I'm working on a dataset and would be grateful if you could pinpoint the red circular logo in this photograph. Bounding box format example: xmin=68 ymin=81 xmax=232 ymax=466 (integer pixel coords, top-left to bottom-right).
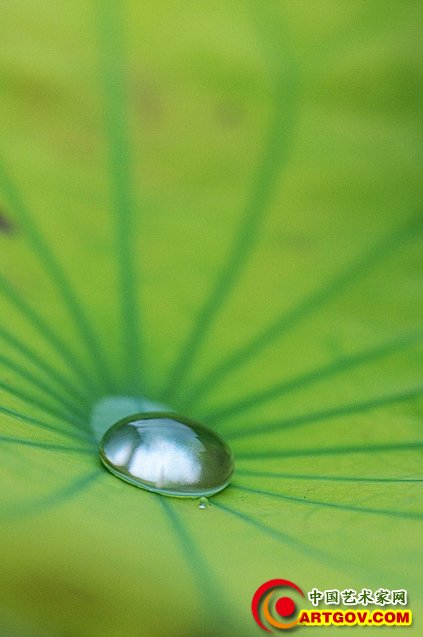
xmin=252 ymin=579 xmax=304 ymax=631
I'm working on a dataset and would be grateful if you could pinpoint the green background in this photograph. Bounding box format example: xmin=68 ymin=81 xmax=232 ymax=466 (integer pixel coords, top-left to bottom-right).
xmin=0 ymin=1 xmax=422 ymax=635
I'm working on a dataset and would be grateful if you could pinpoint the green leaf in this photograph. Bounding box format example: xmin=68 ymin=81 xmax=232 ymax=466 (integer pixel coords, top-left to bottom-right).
xmin=0 ymin=1 xmax=422 ymax=635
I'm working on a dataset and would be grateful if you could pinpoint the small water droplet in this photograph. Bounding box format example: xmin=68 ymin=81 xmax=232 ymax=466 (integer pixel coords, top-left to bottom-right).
xmin=99 ymin=412 xmax=234 ymax=497
xmin=198 ymin=496 xmax=210 ymax=509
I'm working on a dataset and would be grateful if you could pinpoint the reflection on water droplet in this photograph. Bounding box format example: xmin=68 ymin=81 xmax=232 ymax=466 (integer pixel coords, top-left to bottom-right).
xmin=198 ymin=496 xmax=210 ymax=509
xmin=99 ymin=412 xmax=234 ymax=497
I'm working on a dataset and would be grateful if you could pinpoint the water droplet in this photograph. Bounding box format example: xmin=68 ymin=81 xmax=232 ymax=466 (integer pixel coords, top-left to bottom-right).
xmin=99 ymin=412 xmax=234 ymax=497
xmin=198 ymin=496 xmax=210 ymax=509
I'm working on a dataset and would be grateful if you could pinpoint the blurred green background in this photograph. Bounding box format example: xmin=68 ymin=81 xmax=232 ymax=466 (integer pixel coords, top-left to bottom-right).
xmin=0 ymin=1 xmax=422 ymax=635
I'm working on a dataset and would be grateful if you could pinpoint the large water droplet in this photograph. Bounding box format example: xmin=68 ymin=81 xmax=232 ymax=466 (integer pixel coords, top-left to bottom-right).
xmin=99 ymin=412 xmax=234 ymax=497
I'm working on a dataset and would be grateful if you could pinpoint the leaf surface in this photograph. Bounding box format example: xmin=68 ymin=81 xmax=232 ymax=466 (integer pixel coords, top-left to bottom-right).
xmin=0 ymin=2 xmax=422 ymax=635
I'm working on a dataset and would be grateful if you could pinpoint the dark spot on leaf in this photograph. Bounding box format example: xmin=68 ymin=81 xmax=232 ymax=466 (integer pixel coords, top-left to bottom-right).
xmin=215 ymin=99 xmax=244 ymax=128
xmin=135 ymin=76 xmax=163 ymax=123
xmin=23 ymin=573 xmax=97 ymax=606
xmin=0 ymin=208 xmax=16 ymax=235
